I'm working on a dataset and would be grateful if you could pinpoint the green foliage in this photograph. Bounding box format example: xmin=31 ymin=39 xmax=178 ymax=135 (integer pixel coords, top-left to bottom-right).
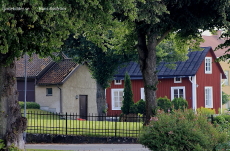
xmin=196 ymin=107 xmax=216 ymax=117
xmin=136 ymin=99 xmax=146 ymax=115
xmin=129 ymin=103 xmax=138 ymax=114
xmin=213 ymin=114 xmax=230 ymax=131
xmin=139 ymin=109 xmax=228 ymax=151
xmin=129 ymin=99 xmax=146 ymax=115
xmin=62 ymin=35 xmax=137 ymax=88
xmin=171 ymin=97 xmax=188 ymax=110
xmin=220 ymin=114 xmax=230 ymax=122
xmin=157 ymin=97 xmax=171 ymax=112
xmin=19 ymin=101 xmax=40 ymax=109
xmin=215 ymin=142 xmax=230 ymax=151
xmin=222 ymin=91 xmax=230 ymax=105
xmin=0 ymin=139 xmax=5 ymax=150
xmin=121 ymin=73 xmax=134 ymax=115
xmin=1 ymin=0 xmax=133 ymax=65
xmin=0 ymin=140 xmax=23 ymax=151
xmin=213 ymin=114 xmax=230 ymax=149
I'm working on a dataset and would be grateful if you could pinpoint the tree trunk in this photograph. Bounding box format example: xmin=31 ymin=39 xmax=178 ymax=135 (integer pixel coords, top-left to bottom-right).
xmin=137 ymin=31 xmax=158 ymax=126
xmin=96 ymin=82 xmax=106 ymax=120
xmin=0 ymin=61 xmax=27 ymax=150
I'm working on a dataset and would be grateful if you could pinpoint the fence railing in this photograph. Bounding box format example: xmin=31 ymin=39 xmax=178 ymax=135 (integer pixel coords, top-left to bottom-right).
xmin=21 ymin=111 xmax=145 ymax=138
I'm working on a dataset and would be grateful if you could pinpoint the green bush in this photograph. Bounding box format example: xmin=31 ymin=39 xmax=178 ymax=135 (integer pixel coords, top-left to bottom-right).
xmin=129 ymin=103 xmax=138 ymax=114
xmin=213 ymin=114 xmax=230 ymax=134
xmin=139 ymin=109 xmax=228 ymax=151
xmin=157 ymin=96 xmax=171 ymax=112
xmin=171 ymin=97 xmax=188 ymax=110
xmin=197 ymin=107 xmax=215 ymax=117
xmin=220 ymin=114 xmax=230 ymax=122
xmin=19 ymin=101 xmax=40 ymax=109
xmin=136 ymin=99 xmax=146 ymax=115
xmin=129 ymin=99 xmax=146 ymax=115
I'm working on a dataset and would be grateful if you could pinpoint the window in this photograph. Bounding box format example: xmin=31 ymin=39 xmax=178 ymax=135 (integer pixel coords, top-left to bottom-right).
xmin=171 ymin=87 xmax=185 ymax=100
xmin=46 ymin=88 xmax=52 ymax=96
xmin=140 ymin=88 xmax=145 ymax=100
xmin=224 ymin=71 xmax=229 ymax=85
xmin=174 ymin=77 xmax=182 ymax=83
xmin=114 ymin=80 xmax=122 ymax=85
xmin=111 ymin=89 xmax=123 ymax=110
xmin=205 ymin=87 xmax=213 ymax=108
xmin=205 ymin=57 xmax=212 ymax=74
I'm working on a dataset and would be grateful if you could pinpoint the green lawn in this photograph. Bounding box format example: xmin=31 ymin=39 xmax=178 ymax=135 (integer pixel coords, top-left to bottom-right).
xmin=22 ymin=109 xmax=143 ymax=137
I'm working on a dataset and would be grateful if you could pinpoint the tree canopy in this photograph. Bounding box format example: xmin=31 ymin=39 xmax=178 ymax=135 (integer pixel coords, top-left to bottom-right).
xmin=62 ymin=34 xmax=137 ymax=89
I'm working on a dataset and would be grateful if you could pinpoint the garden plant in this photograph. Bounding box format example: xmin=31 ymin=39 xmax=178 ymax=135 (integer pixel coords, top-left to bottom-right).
xmin=139 ymin=109 xmax=229 ymax=151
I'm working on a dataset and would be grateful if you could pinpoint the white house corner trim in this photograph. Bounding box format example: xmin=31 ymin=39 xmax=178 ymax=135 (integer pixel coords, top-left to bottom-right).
xmin=189 ymin=75 xmax=197 ymax=111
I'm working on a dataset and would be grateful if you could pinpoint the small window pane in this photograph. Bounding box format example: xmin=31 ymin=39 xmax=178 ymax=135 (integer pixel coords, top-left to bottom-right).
xmin=46 ymin=88 xmax=52 ymax=96
xmin=205 ymin=57 xmax=212 ymax=73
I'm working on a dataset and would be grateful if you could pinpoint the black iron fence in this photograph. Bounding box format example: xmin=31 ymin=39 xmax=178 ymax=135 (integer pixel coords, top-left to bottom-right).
xmin=21 ymin=111 xmax=145 ymax=138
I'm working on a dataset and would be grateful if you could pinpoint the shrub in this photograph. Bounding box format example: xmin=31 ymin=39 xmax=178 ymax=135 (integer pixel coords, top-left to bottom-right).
xmin=19 ymin=101 xmax=40 ymax=109
xmin=121 ymin=73 xmax=134 ymax=115
xmin=196 ymin=107 xmax=215 ymax=117
xmin=220 ymin=114 xmax=230 ymax=122
xmin=213 ymin=114 xmax=230 ymax=134
xmin=129 ymin=103 xmax=138 ymax=114
xmin=139 ymin=109 xmax=228 ymax=151
xmin=171 ymin=97 xmax=188 ymax=110
xmin=222 ymin=91 xmax=230 ymax=105
xmin=136 ymin=99 xmax=146 ymax=115
xmin=157 ymin=97 xmax=171 ymax=112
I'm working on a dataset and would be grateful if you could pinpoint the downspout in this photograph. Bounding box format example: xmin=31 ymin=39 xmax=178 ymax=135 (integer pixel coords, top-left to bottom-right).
xmin=221 ymin=73 xmax=225 ymax=114
xmin=57 ymin=85 xmax=63 ymax=113
xmin=189 ymin=76 xmax=197 ymax=111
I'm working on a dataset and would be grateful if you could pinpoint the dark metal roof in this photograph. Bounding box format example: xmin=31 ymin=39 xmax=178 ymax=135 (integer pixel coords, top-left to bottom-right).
xmin=114 ymin=47 xmax=225 ymax=80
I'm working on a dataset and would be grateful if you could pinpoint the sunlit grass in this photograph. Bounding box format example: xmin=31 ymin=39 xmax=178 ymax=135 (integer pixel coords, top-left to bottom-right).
xmin=22 ymin=109 xmax=144 ymax=137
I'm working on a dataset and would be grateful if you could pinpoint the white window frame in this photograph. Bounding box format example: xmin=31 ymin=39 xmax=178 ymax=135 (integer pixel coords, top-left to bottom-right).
xmin=224 ymin=71 xmax=229 ymax=85
xmin=171 ymin=86 xmax=186 ymax=100
xmin=140 ymin=88 xmax=145 ymax=100
xmin=174 ymin=77 xmax=182 ymax=83
xmin=111 ymin=89 xmax=123 ymax=110
xmin=114 ymin=79 xmax=122 ymax=85
xmin=46 ymin=88 xmax=52 ymax=96
xmin=205 ymin=57 xmax=212 ymax=74
xmin=205 ymin=87 xmax=213 ymax=108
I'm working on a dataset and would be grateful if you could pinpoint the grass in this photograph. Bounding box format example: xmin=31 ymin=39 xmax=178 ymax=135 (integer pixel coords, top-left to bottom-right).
xmin=22 ymin=109 xmax=144 ymax=137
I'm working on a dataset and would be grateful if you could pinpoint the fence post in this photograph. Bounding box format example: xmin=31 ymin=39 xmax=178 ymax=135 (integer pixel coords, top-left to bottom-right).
xmin=115 ymin=115 xmax=117 ymax=137
xmin=66 ymin=112 xmax=67 ymax=135
xmin=211 ymin=114 xmax=214 ymax=124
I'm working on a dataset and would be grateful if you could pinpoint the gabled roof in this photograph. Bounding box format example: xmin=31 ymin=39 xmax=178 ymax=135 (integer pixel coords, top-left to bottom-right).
xmin=37 ymin=59 xmax=79 ymax=85
xmin=200 ymin=35 xmax=230 ymax=58
xmin=16 ymin=54 xmax=54 ymax=78
xmin=115 ymin=47 xmax=226 ymax=80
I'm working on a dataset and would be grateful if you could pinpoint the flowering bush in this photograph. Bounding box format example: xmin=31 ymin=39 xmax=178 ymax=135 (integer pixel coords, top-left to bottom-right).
xmin=138 ymin=109 xmax=228 ymax=151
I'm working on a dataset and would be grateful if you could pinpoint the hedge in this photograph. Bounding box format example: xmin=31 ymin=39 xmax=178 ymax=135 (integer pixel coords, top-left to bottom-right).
xmin=19 ymin=101 xmax=40 ymax=109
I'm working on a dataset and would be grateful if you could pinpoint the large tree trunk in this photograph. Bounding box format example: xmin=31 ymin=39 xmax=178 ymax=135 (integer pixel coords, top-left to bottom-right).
xmin=0 ymin=61 xmax=27 ymax=150
xmin=137 ymin=31 xmax=158 ymax=126
xmin=96 ymin=82 xmax=106 ymax=120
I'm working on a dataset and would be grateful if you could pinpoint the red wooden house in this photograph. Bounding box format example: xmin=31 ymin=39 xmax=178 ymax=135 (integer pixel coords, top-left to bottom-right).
xmin=106 ymin=47 xmax=226 ymax=115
